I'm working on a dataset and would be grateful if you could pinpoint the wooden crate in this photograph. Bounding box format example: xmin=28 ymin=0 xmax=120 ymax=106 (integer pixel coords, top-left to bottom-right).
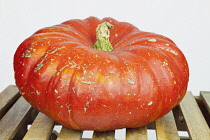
xmin=0 ymin=85 xmax=210 ymax=140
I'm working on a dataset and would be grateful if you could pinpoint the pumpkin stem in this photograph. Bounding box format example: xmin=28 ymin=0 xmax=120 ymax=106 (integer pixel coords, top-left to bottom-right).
xmin=94 ymin=22 xmax=114 ymax=52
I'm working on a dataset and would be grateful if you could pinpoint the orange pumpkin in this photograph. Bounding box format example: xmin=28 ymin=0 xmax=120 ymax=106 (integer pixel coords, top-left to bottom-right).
xmin=14 ymin=17 xmax=189 ymax=131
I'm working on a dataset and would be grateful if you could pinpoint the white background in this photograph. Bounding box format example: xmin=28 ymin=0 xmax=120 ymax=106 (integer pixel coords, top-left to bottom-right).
xmin=1 ymin=0 xmax=210 ymax=95
xmin=0 ymin=0 xmax=210 ymax=139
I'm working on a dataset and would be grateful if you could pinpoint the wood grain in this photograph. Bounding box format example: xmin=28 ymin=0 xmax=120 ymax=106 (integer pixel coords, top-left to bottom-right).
xmin=0 ymin=97 xmax=32 ymax=140
xmin=23 ymin=112 xmax=54 ymax=140
xmin=200 ymin=91 xmax=210 ymax=114
xmin=179 ymin=91 xmax=210 ymax=140
xmin=0 ymin=85 xmax=20 ymax=119
xmin=126 ymin=125 xmax=148 ymax=140
xmin=1 ymin=86 xmax=210 ymax=140
xmin=57 ymin=126 xmax=83 ymax=140
xmin=155 ymin=111 xmax=179 ymax=140
xmin=92 ymin=130 xmax=115 ymax=140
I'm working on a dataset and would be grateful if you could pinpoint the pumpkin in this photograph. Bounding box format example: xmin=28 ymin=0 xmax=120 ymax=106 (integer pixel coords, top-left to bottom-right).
xmin=14 ymin=17 xmax=189 ymax=131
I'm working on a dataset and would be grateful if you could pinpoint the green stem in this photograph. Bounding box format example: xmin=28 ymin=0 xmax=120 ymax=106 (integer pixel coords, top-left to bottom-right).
xmin=94 ymin=22 xmax=114 ymax=52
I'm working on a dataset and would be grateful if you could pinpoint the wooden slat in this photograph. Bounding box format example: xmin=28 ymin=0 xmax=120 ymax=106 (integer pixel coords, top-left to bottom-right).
xmin=155 ymin=111 xmax=179 ymax=140
xmin=200 ymin=91 xmax=210 ymax=114
xmin=23 ymin=112 xmax=54 ymax=140
xmin=0 ymin=97 xmax=32 ymax=140
xmin=126 ymin=125 xmax=148 ymax=140
xmin=57 ymin=126 xmax=83 ymax=140
xmin=92 ymin=130 xmax=115 ymax=140
xmin=0 ymin=85 xmax=20 ymax=119
xmin=179 ymin=91 xmax=210 ymax=140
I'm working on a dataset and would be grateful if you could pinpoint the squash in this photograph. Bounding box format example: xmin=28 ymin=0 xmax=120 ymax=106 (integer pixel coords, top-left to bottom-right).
xmin=14 ymin=17 xmax=189 ymax=131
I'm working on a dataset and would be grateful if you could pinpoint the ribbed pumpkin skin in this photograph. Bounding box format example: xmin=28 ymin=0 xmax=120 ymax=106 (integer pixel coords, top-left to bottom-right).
xmin=14 ymin=17 xmax=189 ymax=131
